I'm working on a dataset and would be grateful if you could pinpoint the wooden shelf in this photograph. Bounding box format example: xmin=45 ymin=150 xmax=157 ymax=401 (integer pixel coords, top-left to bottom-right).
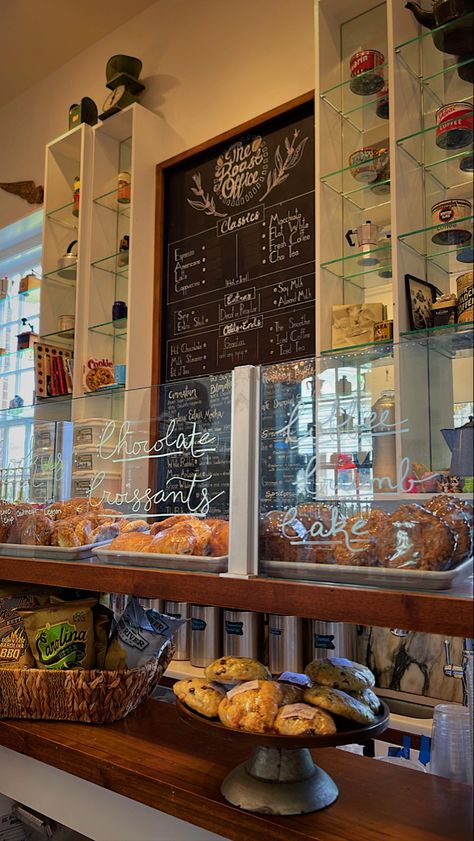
xmin=0 ymin=556 xmax=472 ymax=636
xmin=0 ymin=700 xmax=471 ymax=841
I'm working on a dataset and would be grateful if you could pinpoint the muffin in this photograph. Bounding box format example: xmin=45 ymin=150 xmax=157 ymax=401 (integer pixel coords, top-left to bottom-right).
xmin=218 ymin=680 xmax=282 ymax=733
xmin=274 ymin=703 xmax=336 ymax=736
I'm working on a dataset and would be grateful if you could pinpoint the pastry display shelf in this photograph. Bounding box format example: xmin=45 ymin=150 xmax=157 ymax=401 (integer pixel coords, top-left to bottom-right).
xmin=321 ymin=244 xmax=392 ymax=287
xmin=40 ymin=328 xmax=75 ymax=344
xmin=395 ymin=12 xmax=474 ymax=108
xmin=93 ymin=186 xmax=131 ymax=217
xmin=0 ymin=701 xmax=471 ymax=841
xmin=91 ymin=250 xmax=129 ymax=278
xmin=398 ymin=215 xmax=474 ymax=273
xmin=88 ymin=320 xmax=128 ymax=339
xmin=320 ymin=162 xmax=390 ymax=212
xmin=320 ymin=340 xmax=394 ymax=366
xmin=41 ymin=266 xmax=77 ymax=287
xmin=45 ymin=199 xmax=78 ymax=231
xmin=397 ymin=121 xmax=473 ymax=191
xmin=400 ymin=322 xmax=474 ymax=360
xmin=0 ymin=556 xmax=472 ymax=637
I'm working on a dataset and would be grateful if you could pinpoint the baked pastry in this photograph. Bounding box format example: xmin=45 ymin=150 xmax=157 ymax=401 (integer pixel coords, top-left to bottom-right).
xmin=45 ymin=497 xmax=103 ymax=521
xmin=260 ymin=510 xmax=312 ymax=563
xmin=426 ymin=495 xmax=472 ymax=564
xmin=303 ymin=686 xmax=375 ymax=724
xmin=218 ymin=680 xmax=282 ymax=733
xmin=0 ymin=502 xmax=17 ymax=542
xmin=305 ymin=657 xmax=375 ymax=691
xmin=273 ymin=703 xmax=336 ymax=736
xmin=150 ymin=522 xmax=198 ymax=555
xmin=89 ymin=522 xmax=121 ymax=543
xmin=296 ymin=503 xmax=336 ymax=564
xmin=349 ymin=687 xmax=380 ymax=713
xmin=205 ymin=656 xmax=271 ymax=684
xmin=206 ymin=519 xmax=229 ymax=556
xmin=333 ymin=508 xmax=390 ymax=567
xmin=150 ymin=515 xmax=192 ymax=535
xmin=378 ymin=504 xmax=456 ymax=571
xmin=109 ymin=533 xmax=155 ymax=553
xmin=278 ymin=683 xmax=304 ymax=705
xmin=173 ymin=678 xmax=225 ymax=718
xmin=14 ymin=512 xmax=52 ymax=546
xmin=119 ymin=519 xmax=149 ymax=534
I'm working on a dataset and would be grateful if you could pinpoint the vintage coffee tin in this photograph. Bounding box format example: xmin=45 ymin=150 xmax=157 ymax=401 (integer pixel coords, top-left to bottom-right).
xmin=117 ymin=171 xmax=131 ymax=204
xmin=431 ymin=199 xmax=472 ymax=244
xmin=436 ymin=103 xmax=473 ymax=150
xmin=374 ymin=319 xmax=393 ymax=341
xmin=432 ymin=295 xmax=458 ymax=326
xmin=457 ymin=271 xmax=473 ymax=323
xmin=376 ymin=85 xmax=389 ymax=119
xmin=349 ymin=49 xmax=385 ymax=95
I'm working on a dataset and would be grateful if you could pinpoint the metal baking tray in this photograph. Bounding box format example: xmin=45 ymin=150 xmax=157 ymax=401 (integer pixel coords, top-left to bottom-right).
xmin=260 ymin=556 xmax=473 ymax=591
xmin=93 ymin=546 xmax=228 ymax=572
xmin=0 ymin=540 xmax=112 ymax=561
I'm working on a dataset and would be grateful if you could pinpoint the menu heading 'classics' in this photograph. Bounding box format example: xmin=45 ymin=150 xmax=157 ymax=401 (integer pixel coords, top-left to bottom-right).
xmin=161 ymin=100 xmax=315 ymax=380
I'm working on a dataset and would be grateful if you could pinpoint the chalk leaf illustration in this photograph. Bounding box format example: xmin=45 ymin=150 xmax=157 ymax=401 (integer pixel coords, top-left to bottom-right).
xmin=187 ymin=172 xmax=227 ymax=218
xmin=261 ymin=130 xmax=309 ymax=201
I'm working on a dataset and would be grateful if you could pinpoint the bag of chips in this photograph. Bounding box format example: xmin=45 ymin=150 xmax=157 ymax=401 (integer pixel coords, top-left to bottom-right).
xmin=0 ymin=607 xmax=34 ymax=669
xmin=21 ymin=598 xmax=96 ymax=670
xmin=0 ymin=584 xmax=52 ymax=612
xmin=105 ymin=597 xmax=186 ymax=670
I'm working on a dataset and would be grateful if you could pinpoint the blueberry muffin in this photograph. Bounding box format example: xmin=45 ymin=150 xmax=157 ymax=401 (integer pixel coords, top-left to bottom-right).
xmin=305 ymin=657 xmax=375 ymax=691
xmin=218 ymin=680 xmax=282 ymax=733
xmin=274 ymin=703 xmax=336 ymax=736
xmin=349 ymin=687 xmax=381 ymax=713
xmin=205 ymin=656 xmax=271 ymax=684
xmin=304 ymin=686 xmax=375 ymax=724
xmin=173 ymin=678 xmax=225 ymax=718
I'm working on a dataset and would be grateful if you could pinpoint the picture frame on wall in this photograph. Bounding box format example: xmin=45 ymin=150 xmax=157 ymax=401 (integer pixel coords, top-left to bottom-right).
xmin=405 ymin=274 xmax=440 ymax=331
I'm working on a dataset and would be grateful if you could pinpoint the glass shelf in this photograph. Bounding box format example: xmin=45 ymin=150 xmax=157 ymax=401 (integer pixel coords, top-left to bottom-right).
xmin=91 ymin=251 xmax=129 ymax=277
xmin=41 ymin=266 xmax=77 ymax=287
xmin=88 ymin=320 xmax=128 ymax=339
xmin=320 ymin=62 xmax=389 ymax=129
xmin=0 ymin=287 xmax=41 ymax=307
xmin=399 ymin=215 xmax=474 ymax=273
xmin=83 ymin=384 xmax=126 ymax=397
xmin=320 ymin=160 xmax=390 ymax=211
xmin=398 ymin=120 xmax=474 ymax=190
xmin=0 ymin=346 xmax=34 ymax=361
xmin=400 ymin=321 xmax=474 ymax=359
xmin=321 ymin=243 xmax=392 ymax=288
xmin=93 ymin=187 xmax=131 ymax=217
xmin=45 ymin=200 xmax=78 ymax=230
xmin=396 ymin=12 xmax=474 ymax=108
xmin=320 ymin=340 xmax=394 ymax=365
xmin=40 ymin=328 xmax=75 ymax=343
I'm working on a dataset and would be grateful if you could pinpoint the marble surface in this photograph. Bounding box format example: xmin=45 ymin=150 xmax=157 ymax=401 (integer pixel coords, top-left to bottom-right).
xmin=356 ymin=626 xmax=464 ymax=703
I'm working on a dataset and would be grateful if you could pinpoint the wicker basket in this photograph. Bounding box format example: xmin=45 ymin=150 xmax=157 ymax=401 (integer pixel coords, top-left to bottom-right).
xmin=0 ymin=642 xmax=174 ymax=723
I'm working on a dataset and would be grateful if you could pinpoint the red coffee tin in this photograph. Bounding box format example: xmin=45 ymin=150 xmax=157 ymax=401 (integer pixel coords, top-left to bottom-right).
xmin=349 ymin=49 xmax=385 ymax=95
xmin=436 ymin=102 xmax=473 ymax=150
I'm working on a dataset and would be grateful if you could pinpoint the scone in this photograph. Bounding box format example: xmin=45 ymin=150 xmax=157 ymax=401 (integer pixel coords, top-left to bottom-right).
xmin=205 ymin=656 xmax=271 ymax=684
xmin=173 ymin=678 xmax=225 ymax=718
xmin=349 ymin=687 xmax=381 ymax=713
xmin=274 ymin=703 xmax=336 ymax=736
xmin=278 ymin=683 xmax=304 ymax=705
xmin=305 ymin=657 xmax=375 ymax=691
xmin=218 ymin=680 xmax=281 ymax=733
xmin=304 ymin=686 xmax=375 ymax=724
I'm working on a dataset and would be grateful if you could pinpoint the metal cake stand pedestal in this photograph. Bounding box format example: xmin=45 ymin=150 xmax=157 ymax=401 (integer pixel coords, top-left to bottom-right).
xmin=177 ymin=699 xmax=389 ymax=816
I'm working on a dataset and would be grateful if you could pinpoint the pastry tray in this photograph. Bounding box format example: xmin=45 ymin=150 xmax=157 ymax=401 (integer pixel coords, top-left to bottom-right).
xmin=92 ymin=546 xmax=228 ymax=572
xmin=260 ymin=556 xmax=473 ymax=591
xmin=0 ymin=540 xmax=112 ymax=561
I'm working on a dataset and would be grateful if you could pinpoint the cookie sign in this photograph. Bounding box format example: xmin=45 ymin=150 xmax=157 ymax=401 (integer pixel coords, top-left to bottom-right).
xmin=83 ymin=356 xmax=114 ymax=391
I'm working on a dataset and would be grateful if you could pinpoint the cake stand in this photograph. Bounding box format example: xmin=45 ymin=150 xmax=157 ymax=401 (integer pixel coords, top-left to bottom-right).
xmin=177 ymin=699 xmax=389 ymax=815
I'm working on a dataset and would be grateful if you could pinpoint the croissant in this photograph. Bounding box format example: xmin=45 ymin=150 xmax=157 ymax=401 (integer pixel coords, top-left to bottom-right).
xmin=119 ymin=519 xmax=149 ymax=533
xmin=207 ymin=519 xmax=229 ymax=556
xmin=150 ymin=515 xmax=193 ymax=535
xmin=89 ymin=522 xmax=121 ymax=543
xmin=109 ymin=533 xmax=155 ymax=553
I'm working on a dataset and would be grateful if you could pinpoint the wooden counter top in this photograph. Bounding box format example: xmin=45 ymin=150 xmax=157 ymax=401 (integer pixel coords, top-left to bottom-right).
xmin=0 ymin=555 xmax=472 ymax=636
xmin=0 ymin=699 xmax=471 ymax=841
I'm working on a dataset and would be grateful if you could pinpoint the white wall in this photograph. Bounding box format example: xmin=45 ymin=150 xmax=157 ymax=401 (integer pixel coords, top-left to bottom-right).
xmin=0 ymin=0 xmax=314 ymax=229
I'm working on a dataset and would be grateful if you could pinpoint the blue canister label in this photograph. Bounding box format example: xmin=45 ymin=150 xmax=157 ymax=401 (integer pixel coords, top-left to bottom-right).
xmin=192 ymin=618 xmax=207 ymax=632
xmin=225 ymin=620 xmax=243 ymax=636
xmin=270 ymin=628 xmax=282 ymax=636
xmin=314 ymin=634 xmax=335 ymax=650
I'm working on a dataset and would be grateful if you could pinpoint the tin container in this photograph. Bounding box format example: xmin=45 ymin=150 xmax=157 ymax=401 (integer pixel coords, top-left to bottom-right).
xmin=117 ymin=171 xmax=131 ymax=204
xmin=190 ymin=605 xmax=222 ymax=667
xmin=372 ymin=390 xmax=397 ymax=493
xmin=431 ymin=199 xmax=472 ymax=244
xmin=374 ymin=319 xmax=393 ymax=342
xmin=164 ymin=601 xmax=190 ymax=660
xmin=223 ymin=610 xmax=261 ymax=659
xmin=305 ymin=621 xmax=356 ymax=663
xmin=349 ymin=147 xmax=388 ymax=183
xmin=376 ymin=86 xmax=389 ymax=119
xmin=268 ymin=615 xmax=303 ymax=675
xmin=57 ymin=314 xmax=75 ymax=333
xmin=349 ymin=49 xmax=385 ymax=95
xmin=457 ymin=271 xmax=473 ymax=323
xmin=432 ymin=295 xmax=458 ymax=326
xmin=72 ymin=176 xmax=80 ymax=217
xmin=436 ymin=103 xmax=473 ymax=150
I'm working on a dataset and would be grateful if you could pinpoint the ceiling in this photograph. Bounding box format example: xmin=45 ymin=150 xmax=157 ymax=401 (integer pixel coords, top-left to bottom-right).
xmin=0 ymin=0 xmax=157 ymax=108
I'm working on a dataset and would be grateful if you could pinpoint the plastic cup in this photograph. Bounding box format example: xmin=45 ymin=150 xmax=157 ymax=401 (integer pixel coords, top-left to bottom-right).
xmin=430 ymin=704 xmax=473 ymax=785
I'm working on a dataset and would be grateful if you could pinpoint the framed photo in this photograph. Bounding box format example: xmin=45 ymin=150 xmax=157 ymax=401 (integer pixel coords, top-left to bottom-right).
xmin=405 ymin=274 xmax=439 ymax=330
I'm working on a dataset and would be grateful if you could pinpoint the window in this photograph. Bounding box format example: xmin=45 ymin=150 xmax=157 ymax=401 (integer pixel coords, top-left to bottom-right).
xmin=0 ymin=211 xmax=42 ymax=499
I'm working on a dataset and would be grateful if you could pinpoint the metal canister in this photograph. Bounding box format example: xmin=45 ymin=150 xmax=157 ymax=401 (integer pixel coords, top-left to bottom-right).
xmin=436 ymin=102 xmax=473 ymax=150
xmin=164 ymin=601 xmax=191 ymax=660
xmin=190 ymin=605 xmax=222 ymax=668
xmin=138 ymin=597 xmax=164 ymax=612
xmin=372 ymin=389 xmax=397 ymax=493
xmin=305 ymin=621 xmax=356 ymax=663
xmin=110 ymin=592 xmax=127 ymax=620
xmin=431 ymin=199 xmax=472 ymax=244
xmin=349 ymin=49 xmax=385 ymax=95
xmin=457 ymin=272 xmax=473 ymax=323
xmin=72 ymin=176 xmax=80 ymax=217
xmin=268 ymin=615 xmax=303 ymax=675
xmin=223 ymin=610 xmax=261 ymax=659
xmin=117 ymin=171 xmax=131 ymax=204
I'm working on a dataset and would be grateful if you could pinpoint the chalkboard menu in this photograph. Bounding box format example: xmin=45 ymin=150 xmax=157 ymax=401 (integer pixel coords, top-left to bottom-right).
xmin=159 ymin=96 xmax=315 ymax=381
